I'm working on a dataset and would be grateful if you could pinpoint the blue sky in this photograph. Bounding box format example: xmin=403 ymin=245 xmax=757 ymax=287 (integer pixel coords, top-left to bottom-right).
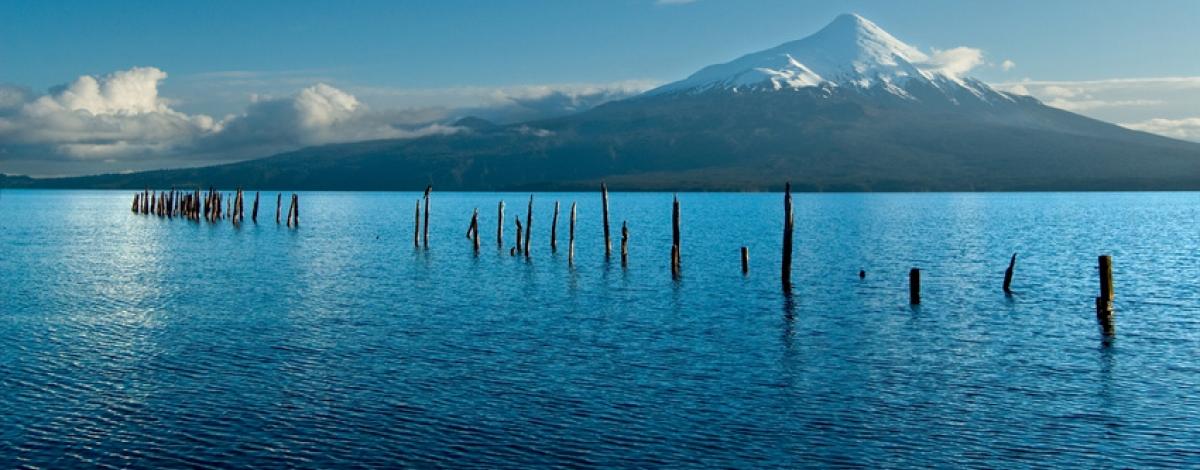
xmin=2 ymin=0 xmax=1199 ymax=176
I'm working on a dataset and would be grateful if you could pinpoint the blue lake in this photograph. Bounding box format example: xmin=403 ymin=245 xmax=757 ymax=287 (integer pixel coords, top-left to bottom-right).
xmin=2 ymin=190 xmax=1199 ymax=467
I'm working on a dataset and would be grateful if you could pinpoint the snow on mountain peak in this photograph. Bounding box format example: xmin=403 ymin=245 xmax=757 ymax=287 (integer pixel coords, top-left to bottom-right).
xmin=649 ymin=13 xmax=998 ymax=101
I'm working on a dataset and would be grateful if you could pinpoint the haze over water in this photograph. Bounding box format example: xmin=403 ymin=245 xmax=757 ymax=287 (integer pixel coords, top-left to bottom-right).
xmin=2 ymin=190 xmax=1199 ymax=467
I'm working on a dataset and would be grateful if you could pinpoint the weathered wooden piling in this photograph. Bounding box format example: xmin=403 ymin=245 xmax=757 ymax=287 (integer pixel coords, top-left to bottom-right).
xmin=414 ymin=199 xmax=421 ymax=247
xmin=515 ymin=217 xmax=524 ymax=255
xmin=423 ymin=185 xmax=432 ymax=247
xmin=741 ymin=246 xmax=749 ymax=275
xmin=497 ymin=200 xmax=505 ymax=246
xmin=551 ymin=201 xmax=560 ymax=252
xmin=1098 ymin=255 xmax=1113 ymax=302
xmin=524 ymin=195 xmax=533 ymax=257
xmin=909 ymin=268 xmax=921 ymax=305
xmin=568 ymin=202 xmax=577 ymax=265
xmin=252 ymin=192 xmax=260 ymax=223
xmin=1096 ymin=255 xmax=1114 ymax=334
xmin=601 ymin=181 xmax=611 ymax=258
xmin=276 ymin=193 xmax=282 ymax=224
xmin=1003 ymin=253 xmax=1017 ymax=294
xmin=469 ymin=208 xmax=480 ymax=252
xmin=672 ymin=194 xmax=681 ymax=274
xmin=621 ymin=221 xmax=629 ymax=267
xmin=132 ymin=193 xmax=139 ymax=212
xmin=286 ymin=193 xmax=297 ymax=227
xmin=782 ymin=182 xmax=794 ymax=292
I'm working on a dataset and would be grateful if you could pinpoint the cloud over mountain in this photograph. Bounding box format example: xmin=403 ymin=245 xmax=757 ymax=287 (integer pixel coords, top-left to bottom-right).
xmin=0 ymin=67 xmax=645 ymax=176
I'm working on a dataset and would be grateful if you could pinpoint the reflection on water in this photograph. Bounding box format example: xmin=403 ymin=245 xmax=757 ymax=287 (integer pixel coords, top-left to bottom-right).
xmin=1 ymin=190 xmax=1199 ymax=467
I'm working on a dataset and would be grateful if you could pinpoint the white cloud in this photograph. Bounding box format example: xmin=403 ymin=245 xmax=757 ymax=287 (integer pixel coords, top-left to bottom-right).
xmin=1000 ymin=59 xmax=1016 ymax=72
xmin=1005 ymin=84 xmax=1030 ymax=95
xmin=992 ymin=76 xmax=1200 ymax=141
xmin=919 ymin=47 xmax=985 ymax=78
xmin=0 ymin=67 xmax=653 ymax=176
xmin=1122 ymin=117 xmax=1200 ymax=142
xmin=3 ymin=67 xmax=217 ymax=160
xmin=1044 ymin=98 xmax=1162 ymax=112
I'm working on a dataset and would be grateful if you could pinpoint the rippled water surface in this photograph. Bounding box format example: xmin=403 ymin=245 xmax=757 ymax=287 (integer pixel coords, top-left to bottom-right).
xmin=2 ymin=190 xmax=1199 ymax=467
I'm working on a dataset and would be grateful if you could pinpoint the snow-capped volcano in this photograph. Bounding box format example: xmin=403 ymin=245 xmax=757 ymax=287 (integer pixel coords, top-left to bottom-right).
xmin=23 ymin=13 xmax=1200 ymax=191
xmin=649 ymin=13 xmax=996 ymax=100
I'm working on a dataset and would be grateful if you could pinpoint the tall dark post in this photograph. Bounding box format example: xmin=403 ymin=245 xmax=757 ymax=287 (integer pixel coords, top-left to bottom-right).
xmin=601 ymin=182 xmax=611 ymax=258
xmin=1098 ymin=255 xmax=1113 ymax=302
xmin=551 ymin=201 xmax=560 ymax=252
xmin=414 ymin=200 xmax=421 ymax=248
xmin=292 ymin=194 xmax=299 ymax=226
xmin=672 ymin=194 xmax=681 ymax=275
xmin=515 ymin=217 xmax=524 ymax=255
xmin=470 ymin=208 xmax=480 ymax=252
xmin=524 ymin=195 xmax=533 ymax=257
xmin=275 ymin=193 xmax=282 ymax=224
xmin=1003 ymin=253 xmax=1017 ymax=294
xmin=741 ymin=246 xmax=750 ymax=275
xmin=1097 ymin=255 xmax=1115 ymax=334
xmin=909 ymin=268 xmax=921 ymax=305
xmin=781 ymin=182 xmax=794 ymax=292
xmin=497 ymin=200 xmax=504 ymax=246
xmin=252 ymin=192 xmax=260 ymax=223
xmin=422 ymin=185 xmax=432 ymax=247
xmin=568 ymin=202 xmax=577 ymax=265
xmin=286 ymin=194 xmax=295 ymax=227
xmin=620 ymin=221 xmax=629 ymax=267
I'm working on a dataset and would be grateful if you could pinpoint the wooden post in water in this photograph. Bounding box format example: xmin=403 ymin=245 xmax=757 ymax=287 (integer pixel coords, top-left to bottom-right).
xmin=621 ymin=221 xmax=629 ymax=267
xmin=252 ymin=192 xmax=260 ymax=223
xmin=1096 ymin=255 xmax=1115 ymax=334
xmin=1003 ymin=253 xmax=1017 ymax=294
xmin=672 ymin=194 xmax=681 ymax=275
xmin=414 ymin=200 xmax=421 ymax=247
xmin=292 ymin=194 xmax=299 ymax=226
xmin=1098 ymin=255 xmax=1113 ymax=303
xmin=568 ymin=202 xmax=577 ymax=265
xmin=275 ymin=193 xmax=282 ymax=224
xmin=470 ymin=208 xmax=480 ymax=252
xmin=422 ymin=185 xmax=431 ymax=247
xmin=515 ymin=217 xmax=523 ymax=255
xmin=286 ymin=194 xmax=296 ymax=227
xmin=132 ymin=193 xmax=139 ymax=213
xmin=741 ymin=247 xmax=750 ymax=275
xmin=601 ymin=182 xmax=611 ymax=258
xmin=524 ymin=194 xmax=533 ymax=257
xmin=551 ymin=201 xmax=559 ymax=252
xmin=909 ymin=268 xmax=921 ymax=305
xmin=782 ymin=183 xmax=794 ymax=292
xmin=497 ymin=200 xmax=504 ymax=247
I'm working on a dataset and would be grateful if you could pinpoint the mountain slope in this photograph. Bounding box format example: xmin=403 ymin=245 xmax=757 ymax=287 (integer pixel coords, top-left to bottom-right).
xmin=16 ymin=14 xmax=1200 ymax=191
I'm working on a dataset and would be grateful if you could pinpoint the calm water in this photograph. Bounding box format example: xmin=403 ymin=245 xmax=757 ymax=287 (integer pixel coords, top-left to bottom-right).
xmin=2 ymin=190 xmax=1199 ymax=468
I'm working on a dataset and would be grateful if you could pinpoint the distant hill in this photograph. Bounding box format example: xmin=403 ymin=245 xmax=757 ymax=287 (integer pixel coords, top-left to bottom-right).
xmin=16 ymin=14 xmax=1200 ymax=191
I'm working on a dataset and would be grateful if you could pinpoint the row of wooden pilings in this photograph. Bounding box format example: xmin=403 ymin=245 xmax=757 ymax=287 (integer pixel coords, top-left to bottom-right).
xmin=131 ymin=182 xmax=1119 ymax=335
xmin=131 ymin=188 xmax=300 ymax=227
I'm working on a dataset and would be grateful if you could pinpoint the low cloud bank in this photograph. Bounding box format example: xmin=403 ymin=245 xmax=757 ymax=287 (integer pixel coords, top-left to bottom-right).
xmin=0 ymin=67 xmax=654 ymax=176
